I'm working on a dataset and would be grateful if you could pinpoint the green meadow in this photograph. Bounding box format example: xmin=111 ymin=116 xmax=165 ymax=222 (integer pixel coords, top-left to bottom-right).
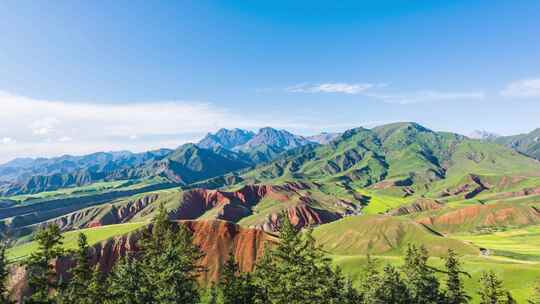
xmin=453 ymin=225 xmax=540 ymax=261
xmin=7 ymin=222 xmax=146 ymax=262
xmin=333 ymin=254 xmax=540 ymax=304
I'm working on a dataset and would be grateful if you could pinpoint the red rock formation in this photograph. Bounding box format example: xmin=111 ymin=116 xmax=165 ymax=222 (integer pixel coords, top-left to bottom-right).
xmin=8 ymin=220 xmax=276 ymax=301
xmin=417 ymin=204 xmax=540 ymax=232
xmin=170 ymin=182 xmax=322 ymax=226
xmin=88 ymin=220 xmax=276 ymax=281
xmin=254 ymin=203 xmax=342 ymax=232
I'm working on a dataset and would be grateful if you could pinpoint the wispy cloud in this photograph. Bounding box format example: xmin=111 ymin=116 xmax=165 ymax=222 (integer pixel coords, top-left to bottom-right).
xmin=500 ymin=78 xmax=540 ymax=98
xmin=286 ymin=82 xmax=484 ymax=104
xmin=366 ymin=90 xmax=485 ymax=104
xmin=0 ymin=91 xmax=284 ymax=162
xmin=286 ymin=82 xmax=385 ymax=94
xmin=1 ymin=137 xmax=15 ymax=145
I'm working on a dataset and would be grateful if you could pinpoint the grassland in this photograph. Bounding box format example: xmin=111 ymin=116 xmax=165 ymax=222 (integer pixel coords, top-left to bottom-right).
xmin=6 ymin=176 xmax=171 ymax=204
xmin=355 ymin=189 xmax=412 ymax=214
xmin=333 ymin=254 xmax=540 ymax=304
xmin=312 ymin=215 xmax=478 ymax=256
xmin=6 ymin=222 xmax=146 ymax=262
xmin=453 ymin=225 xmax=540 ymax=261
xmin=7 ymin=180 xmax=130 ymax=203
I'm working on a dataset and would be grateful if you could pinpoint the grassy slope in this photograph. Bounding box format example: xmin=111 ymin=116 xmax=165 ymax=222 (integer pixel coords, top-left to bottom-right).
xmin=7 ymin=222 xmax=146 ymax=262
xmin=312 ymin=215 xmax=477 ymax=256
xmin=355 ymin=189 xmax=412 ymax=214
xmin=453 ymin=225 xmax=540 ymax=261
xmin=334 ymin=255 xmax=539 ymax=304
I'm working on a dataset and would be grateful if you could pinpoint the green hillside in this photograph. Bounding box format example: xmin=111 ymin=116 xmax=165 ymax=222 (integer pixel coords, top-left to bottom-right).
xmin=494 ymin=128 xmax=540 ymax=160
xmin=7 ymin=222 xmax=146 ymax=261
xmin=239 ymin=123 xmax=540 ymax=200
xmin=312 ymin=214 xmax=478 ymax=256
xmin=333 ymin=255 xmax=540 ymax=304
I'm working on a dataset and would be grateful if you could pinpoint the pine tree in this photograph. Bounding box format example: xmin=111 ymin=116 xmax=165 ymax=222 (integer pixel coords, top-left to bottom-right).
xmin=402 ymin=244 xmax=442 ymax=304
xmin=57 ymin=233 xmax=94 ymax=304
xmin=251 ymin=214 xmax=352 ymax=304
xmin=106 ymin=255 xmax=153 ymax=304
xmin=444 ymin=249 xmax=470 ymax=304
xmin=23 ymin=224 xmax=65 ymax=304
xmin=0 ymin=242 xmax=12 ymax=304
xmin=343 ymin=277 xmax=362 ymax=304
xmin=478 ymin=271 xmax=505 ymax=304
xmin=530 ymin=279 xmax=540 ymax=304
xmin=502 ymin=291 xmax=517 ymax=304
xmin=251 ymin=246 xmax=273 ymax=304
xmin=253 ymin=214 xmax=315 ymax=304
xmin=138 ymin=202 xmax=205 ymax=303
xmin=322 ymin=265 xmax=360 ymax=304
xmin=371 ymin=264 xmax=410 ymax=304
xmin=358 ymin=254 xmax=379 ymax=303
xmin=86 ymin=266 xmax=107 ymax=304
xmin=218 ymin=252 xmax=256 ymax=304
xmin=199 ymin=286 xmax=219 ymax=304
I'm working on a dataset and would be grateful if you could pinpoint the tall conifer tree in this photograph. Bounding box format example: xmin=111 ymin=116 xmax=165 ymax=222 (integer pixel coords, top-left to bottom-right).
xmin=444 ymin=249 xmax=470 ymax=304
xmin=58 ymin=233 xmax=94 ymax=304
xmin=23 ymin=224 xmax=64 ymax=304
xmin=0 ymin=242 xmax=12 ymax=303
xmin=218 ymin=251 xmax=256 ymax=304
xmin=371 ymin=264 xmax=410 ymax=304
xmin=402 ymin=244 xmax=442 ymax=304
xmin=478 ymin=271 xmax=505 ymax=304
xmin=138 ymin=202 xmax=204 ymax=303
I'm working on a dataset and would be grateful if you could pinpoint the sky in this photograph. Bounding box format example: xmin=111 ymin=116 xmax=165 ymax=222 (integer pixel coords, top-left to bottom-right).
xmin=0 ymin=1 xmax=539 ymax=163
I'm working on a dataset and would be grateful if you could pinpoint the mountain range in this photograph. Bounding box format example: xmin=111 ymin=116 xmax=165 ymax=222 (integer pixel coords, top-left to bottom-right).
xmin=3 ymin=124 xmax=540 ymax=197
xmin=3 ymin=121 xmax=540 ymax=301
xmin=492 ymin=128 xmax=540 ymax=160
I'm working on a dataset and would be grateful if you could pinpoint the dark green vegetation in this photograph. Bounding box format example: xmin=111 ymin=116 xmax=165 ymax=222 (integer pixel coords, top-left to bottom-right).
xmin=4 ymin=216 xmax=526 ymax=304
xmin=1 ymin=122 xmax=540 ymax=303
xmin=0 ymin=242 xmax=10 ymax=303
xmin=0 ymin=144 xmax=250 ymax=196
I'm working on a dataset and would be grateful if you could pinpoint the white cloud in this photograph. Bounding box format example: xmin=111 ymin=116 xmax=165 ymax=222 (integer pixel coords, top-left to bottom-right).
xmin=30 ymin=117 xmax=60 ymax=136
xmin=0 ymin=91 xmax=278 ymax=163
xmin=1 ymin=137 xmax=15 ymax=144
xmin=285 ymin=82 xmax=483 ymax=104
xmin=366 ymin=90 xmax=486 ymax=104
xmin=500 ymin=78 xmax=540 ymax=98
xmin=287 ymin=82 xmax=384 ymax=94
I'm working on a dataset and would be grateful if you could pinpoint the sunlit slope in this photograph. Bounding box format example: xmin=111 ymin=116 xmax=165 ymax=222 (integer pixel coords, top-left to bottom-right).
xmin=333 ymin=255 xmax=540 ymax=304
xmin=237 ymin=123 xmax=540 ymax=199
xmin=312 ymin=215 xmax=478 ymax=256
xmin=7 ymin=222 xmax=146 ymax=261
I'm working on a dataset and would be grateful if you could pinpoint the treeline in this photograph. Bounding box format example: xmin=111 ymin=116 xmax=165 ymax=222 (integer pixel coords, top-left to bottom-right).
xmin=1 ymin=205 xmax=539 ymax=304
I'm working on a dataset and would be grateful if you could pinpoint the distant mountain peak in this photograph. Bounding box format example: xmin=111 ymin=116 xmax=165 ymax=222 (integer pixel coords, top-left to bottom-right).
xmin=468 ymin=130 xmax=500 ymax=140
xmin=307 ymin=132 xmax=341 ymax=144
xmin=197 ymin=128 xmax=255 ymax=150
xmin=237 ymin=127 xmax=310 ymax=151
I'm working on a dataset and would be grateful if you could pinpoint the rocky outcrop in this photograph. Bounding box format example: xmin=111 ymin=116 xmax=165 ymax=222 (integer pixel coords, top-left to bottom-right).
xmin=86 ymin=220 xmax=276 ymax=280
xmin=440 ymin=174 xmax=491 ymax=199
xmin=253 ymin=203 xmax=342 ymax=232
xmin=417 ymin=204 xmax=540 ymax=233
xmin=4 ymin=193 xmax=162 ymax=239
xmin=8 ymin=220 xmax=276 ymax=301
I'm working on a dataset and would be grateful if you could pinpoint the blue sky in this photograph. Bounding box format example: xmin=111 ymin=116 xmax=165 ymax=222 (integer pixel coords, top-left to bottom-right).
xmin=0 ymin=1 xmax=539 ymax=162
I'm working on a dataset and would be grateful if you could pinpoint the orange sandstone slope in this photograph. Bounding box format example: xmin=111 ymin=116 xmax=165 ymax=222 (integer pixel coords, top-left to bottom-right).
xmin=91 ymin=220 xmax=277 ymax=281
xmin=9 ymin=220 xmax=276 ymax=301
